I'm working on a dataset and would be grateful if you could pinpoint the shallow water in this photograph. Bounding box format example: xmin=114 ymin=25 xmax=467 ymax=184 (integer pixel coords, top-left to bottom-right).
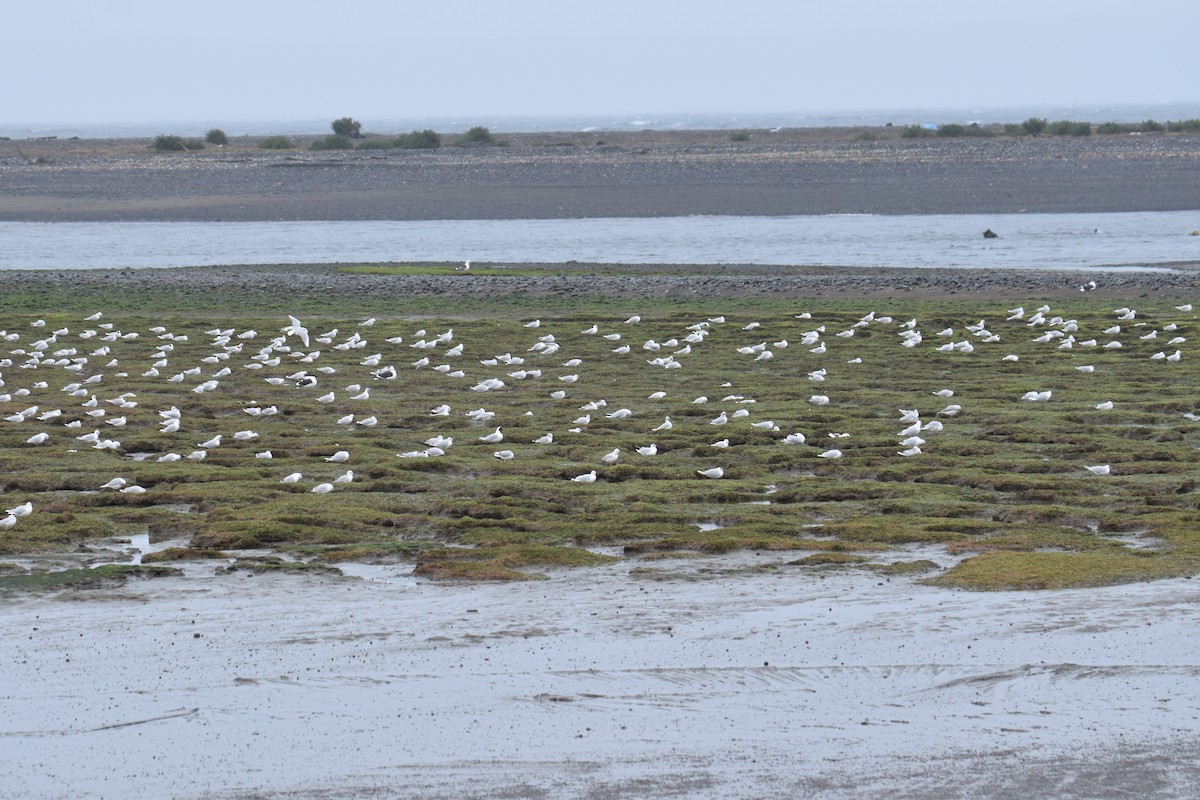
xmin=3 ymin=210 xmax=1198 ymax=271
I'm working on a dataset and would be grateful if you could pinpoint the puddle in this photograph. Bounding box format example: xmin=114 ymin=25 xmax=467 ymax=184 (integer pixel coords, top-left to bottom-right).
xmin=337 ymin=563 xmax=418 ymax=582
xmin=1103 ymin=530 xmax=1165 ymax=551
xmin=147 ymin=503 xmax=197 ymax=515
xmin=79 ymin=533 xmax=194 ymax=567
xmin=741 ymin=500 xmax=772 ymax=506
xmin=694 ymin=522 xmax=724 ymax=532
xmin=127 ymin=533 xmax=150 ymax=564
xmin=584 ymin=546 xmax=626 ymax=558
xmin=87 ymin=533 xmax=153 ymax=567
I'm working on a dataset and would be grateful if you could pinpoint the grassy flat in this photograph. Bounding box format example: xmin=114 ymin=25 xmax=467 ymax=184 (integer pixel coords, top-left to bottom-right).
xmin=1 ymin=274 xmax=1196 ymax=588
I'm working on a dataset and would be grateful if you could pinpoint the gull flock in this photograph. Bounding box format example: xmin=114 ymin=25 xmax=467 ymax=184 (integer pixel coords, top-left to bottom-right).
xmin=0 ymin=302 xmax=1195 ymax=532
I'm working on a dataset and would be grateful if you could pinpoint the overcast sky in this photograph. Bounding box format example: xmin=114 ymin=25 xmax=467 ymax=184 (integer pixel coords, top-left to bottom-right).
xmin=5 ymin=0 xmax=1194 ymax=125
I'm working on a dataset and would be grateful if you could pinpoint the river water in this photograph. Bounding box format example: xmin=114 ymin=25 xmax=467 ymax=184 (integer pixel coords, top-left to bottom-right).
xmin=2 ymin=211 xmax=1198 ymax=271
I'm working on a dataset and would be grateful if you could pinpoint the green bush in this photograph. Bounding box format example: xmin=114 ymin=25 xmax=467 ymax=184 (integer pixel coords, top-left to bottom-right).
xmin=1099 ymin=119 xmax=1167 ymax=135
xmin=153 ymin=134 xmax=205 ymax=152
xmin=729 ymin=131 xmax=750 ymax=142
xmin=205 ymin=128 xmax=228 ymax=145
xmin=458 ymin=125 xmax=495 ymax=145
xmin=309 ymin=134 xmax=354 ymax=151
xmin=354 ymin=138 xmax=396 ymax=150
xmin=153 ymin=134 xmax=185 ymax=151
xmin=1046 ymin=120 xmax=1091 ymax=136
xmin=900 ymin=124 xmax=933 ymax=139
xmin=394 ymin=129 xmax=441 ymax=149
xmin=259 ymin=135 xmax=295 ymax=150
xmin=331 ymin=117 xmax=362 ymax=138
xmin=1003 ymin=124 xmax=1024 ymax=135
xmin=936 ymin=123 xmax=993 ymax=138
xmin=1168 ymin=118 xmax=1200 ymax=131
xmin=1021 ymin=117 xmax=1047 ymax=135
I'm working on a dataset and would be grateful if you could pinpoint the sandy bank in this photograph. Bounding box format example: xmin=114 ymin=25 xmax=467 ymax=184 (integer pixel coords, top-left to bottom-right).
xmin=2 ymin=553 xmax=1198 ymax=799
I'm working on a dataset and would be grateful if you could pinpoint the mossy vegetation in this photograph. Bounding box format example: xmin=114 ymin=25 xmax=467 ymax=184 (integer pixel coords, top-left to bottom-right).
xmin=791 ymin=552 xmax=870 ymax=567
xmin=0 ymin=564 xmax=182 ymax=592
xmin=1 ymin=284 xmax=1198 ymax=589
xmin=218 ymin=557 xmax=343 ymax=575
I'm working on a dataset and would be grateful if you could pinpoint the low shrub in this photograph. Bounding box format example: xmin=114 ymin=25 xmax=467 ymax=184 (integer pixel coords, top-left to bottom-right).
xmin=901 ymin=124 xmax=934 ymax=139
xmin=153 ymin=135 xmax=205 ymax=152
xmin=153 ymin=134 xmax=183 ymax=151
xmin=936 ymin=123 xmax=993 ymax=138
xmin=1168 ymin=118 xmax=1200 ymax=131
xmin=258 ymin=135 xmax=295 ymax=150
xmin=309 ymin=134 xmax=354 ymax=151
xmin=394 ymin=129 xmax=441 ymax=149
xmin=1021 ymin=117 xmax=1047 ymax=135
xmin=205 ymin=128 xmax=228 ymax=145
xmin=457 ymin=125 xmax=495 ymax=145
xmin=332 ymin=117 xmax=362 ymax=138
xmin=1098 ymin=120 xmax=1165 ymax=135
xmin=1046 ymin=120 xmax=1092 ymax=136
xmin=729 ymin=131 xmax=750 ymax=142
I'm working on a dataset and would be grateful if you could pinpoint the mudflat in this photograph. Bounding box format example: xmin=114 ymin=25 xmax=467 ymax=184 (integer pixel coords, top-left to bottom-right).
xmin=3 ymin=128 xmax=1199 ymax=221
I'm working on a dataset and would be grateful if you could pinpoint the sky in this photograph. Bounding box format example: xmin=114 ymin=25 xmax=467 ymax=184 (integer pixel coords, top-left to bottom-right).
xmin=4 ymin=0 xmax=1195 ymax=126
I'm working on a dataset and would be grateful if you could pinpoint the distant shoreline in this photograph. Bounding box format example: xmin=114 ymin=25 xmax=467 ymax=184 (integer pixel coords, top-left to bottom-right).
xmin=6 ymin=101 xmax=1200 ymax=140
xmin=3 ymin=128 xmax=1199 ymax=222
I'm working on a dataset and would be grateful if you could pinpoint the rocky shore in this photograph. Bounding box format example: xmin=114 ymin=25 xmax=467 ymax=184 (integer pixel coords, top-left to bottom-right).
xmin=3 ymin=128 xmax=1199 ymax=221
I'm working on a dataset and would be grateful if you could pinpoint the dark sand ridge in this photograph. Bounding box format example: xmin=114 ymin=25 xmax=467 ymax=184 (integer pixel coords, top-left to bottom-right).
xmin=2 ymin=128 xmax=1199 ymax=222
xmin=5 ymin=262 xmax=1199 ymax=305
